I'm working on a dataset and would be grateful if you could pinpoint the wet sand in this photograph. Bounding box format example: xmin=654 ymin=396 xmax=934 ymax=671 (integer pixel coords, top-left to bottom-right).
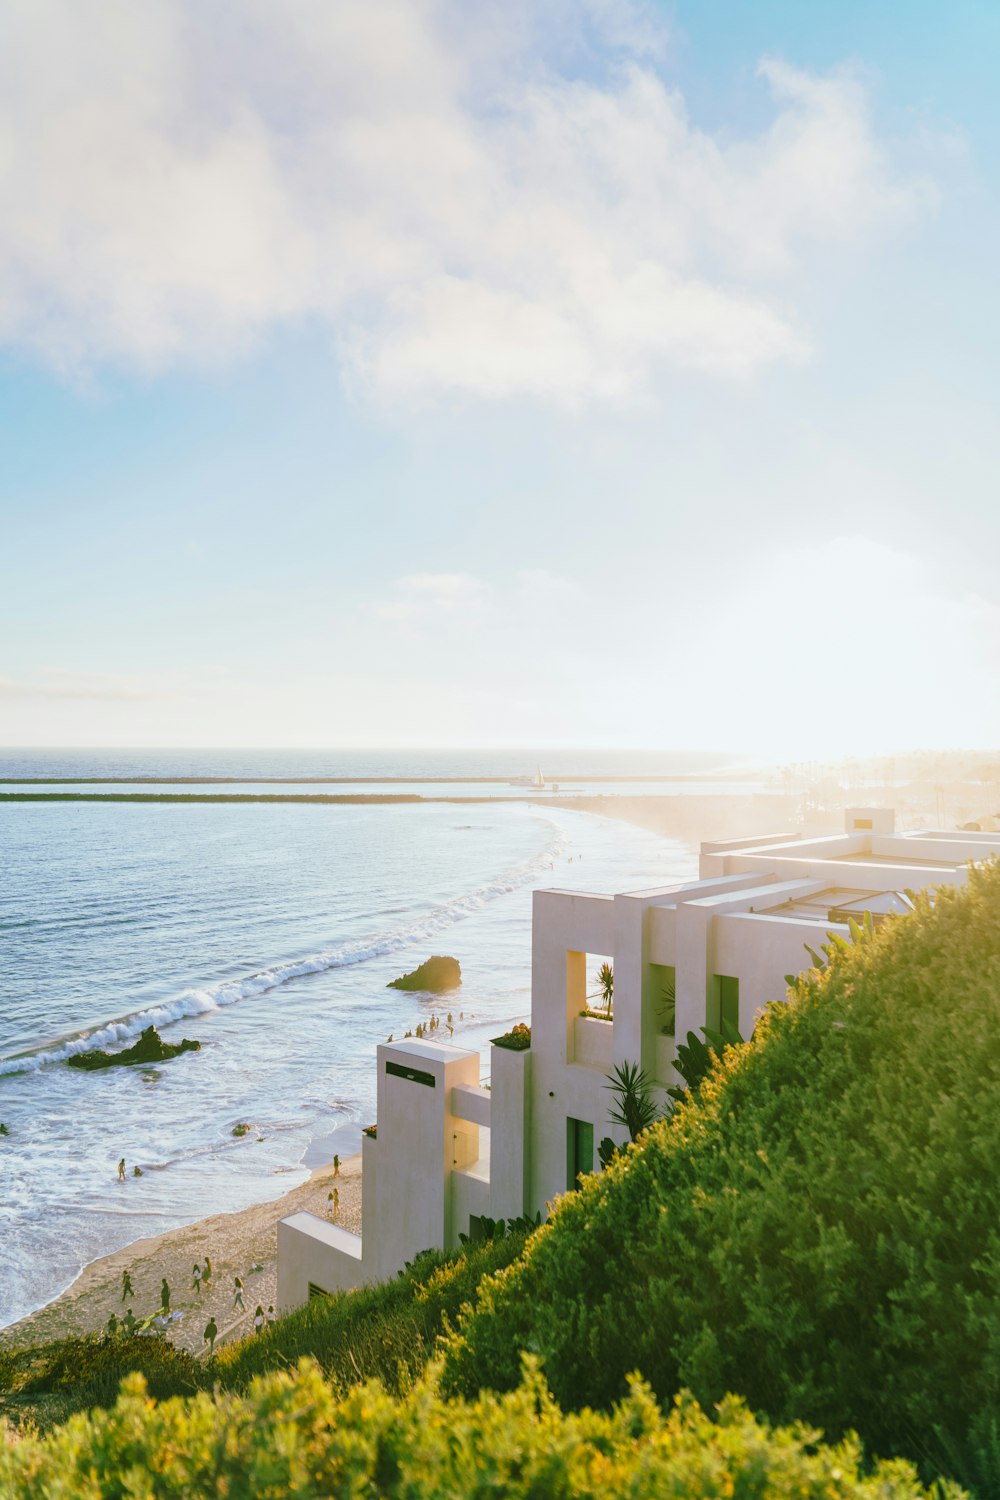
xmin=0 ymin=1155 xmax=361 ymax=1357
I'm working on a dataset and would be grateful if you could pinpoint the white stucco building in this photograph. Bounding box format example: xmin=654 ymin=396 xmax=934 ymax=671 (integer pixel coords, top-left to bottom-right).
xmin=278 ymin=808 xmax=1000 ymax=1307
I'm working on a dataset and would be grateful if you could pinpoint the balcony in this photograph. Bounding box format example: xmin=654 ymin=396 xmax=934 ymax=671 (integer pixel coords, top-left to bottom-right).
xmin=574 ymin=1012 xmax=613 ymax=1069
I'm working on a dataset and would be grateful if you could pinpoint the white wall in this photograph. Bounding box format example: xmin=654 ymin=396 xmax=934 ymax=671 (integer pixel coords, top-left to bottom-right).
xmin=276 ymin=1214 xmax=365 ymax=1309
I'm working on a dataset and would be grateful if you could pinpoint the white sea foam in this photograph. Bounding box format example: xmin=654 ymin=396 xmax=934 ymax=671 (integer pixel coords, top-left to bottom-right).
xmin=0 ymin=818 xmax=566 ymax=1075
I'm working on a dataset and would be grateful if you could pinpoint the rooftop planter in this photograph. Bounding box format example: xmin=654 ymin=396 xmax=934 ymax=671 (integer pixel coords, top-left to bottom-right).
xmin=492 ymin=1023 xmax=531 ymax=1051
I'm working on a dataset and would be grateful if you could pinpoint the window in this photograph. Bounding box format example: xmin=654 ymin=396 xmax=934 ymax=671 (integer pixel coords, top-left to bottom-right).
xmin=566 ymin=1117 xmax=594 ymax=1190
xmin=385 ymin=1060 xmax=435 ymax=1088
xmin=308 ymin=1282 xmax=331 ymax=1301
xmin=853 ymin=817 xmax=873 ymax=830
xmin=650 ymin=962 xmax=676 ymax=1035
xmin=709 ymin=974 xmax=739 ymax=1034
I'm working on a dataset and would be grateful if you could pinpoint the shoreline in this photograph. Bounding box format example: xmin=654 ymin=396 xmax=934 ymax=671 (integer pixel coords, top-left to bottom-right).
xmin=0 ymin=789 xmax=811 ymax=1356
xmin=0 ymin=1154 xmax=361 ymax=1356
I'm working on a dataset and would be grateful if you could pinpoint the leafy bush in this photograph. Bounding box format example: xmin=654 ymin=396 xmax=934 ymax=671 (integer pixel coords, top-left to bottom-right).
xmin=0 ymin=1331 xmax=200 ymax=1434
xmin=443 ymin=861 xmax=1000 ymax=1490
xmin=668 ymin=1018 xmax=745 ymax=1103
xmin=0 ymin=1360 xmax=958 ymax=1498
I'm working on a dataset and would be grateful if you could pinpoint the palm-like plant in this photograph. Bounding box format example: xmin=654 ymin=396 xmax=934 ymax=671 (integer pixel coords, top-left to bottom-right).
xmin=604 ymin=1060 xmax=657 ymax=1142
xmin=595 ymin=962 xmax=614 ymax=1018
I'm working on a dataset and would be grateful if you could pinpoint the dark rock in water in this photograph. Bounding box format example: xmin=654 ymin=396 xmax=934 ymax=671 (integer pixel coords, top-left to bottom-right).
xmin=0 ymin=1122 xmax=9 ymax=1136
xmin=67 ymin=1025 xmax=201 ymax=1071
xmin=387 ymin=955 xmax=461 ymax=993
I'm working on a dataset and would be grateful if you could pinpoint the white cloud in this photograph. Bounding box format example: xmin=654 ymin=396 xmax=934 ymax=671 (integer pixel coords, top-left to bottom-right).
xmin=0 ymin=669 xmax=148 ymax=701
xmin=372 ymin=572 xmax=492 ymax=621
xmin=0 ymin=1 xmax=926 ymax=402
xmin=634 ymin=538 xmax=1000 ymax=757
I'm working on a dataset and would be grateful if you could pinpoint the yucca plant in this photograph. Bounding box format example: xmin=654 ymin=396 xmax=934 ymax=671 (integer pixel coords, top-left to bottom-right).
xmin=604 ymin=1060 xmax=657 ymax=1142
xmin=595 ymin=962 xmax=614 ymax=1017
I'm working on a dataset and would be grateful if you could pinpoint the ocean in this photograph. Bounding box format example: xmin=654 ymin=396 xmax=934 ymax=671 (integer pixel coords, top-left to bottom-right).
xmin=0 ymin=749 xmax=714 ymax=1330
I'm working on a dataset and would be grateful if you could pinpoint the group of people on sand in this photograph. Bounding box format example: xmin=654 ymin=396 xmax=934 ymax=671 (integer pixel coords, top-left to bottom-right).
xmin=110 ymin=1252 xmax=275 ymax=1357
xmin=386 ymin=1011 xmax=461 ymax=1044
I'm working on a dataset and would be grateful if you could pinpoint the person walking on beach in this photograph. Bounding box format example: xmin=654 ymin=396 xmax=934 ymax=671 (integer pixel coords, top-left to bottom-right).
xmin=106 ymin=1312 xmax=119 ymax=1337
xmin=160 ymin=1277 xmax=171 ymax=1315
xmin=121 ymin=1269 xmax=134 ymax=1302
xmin=266 ymin=1305 xmax=275 ymax=1325
xmin=122 ymin=1309 xmax=136 ymax=1335
xmin=332 ymin=1187 xmax=339 ymax=1219
xmin=332 ymin=1153 xmax=340 ymax=1177
xmin=192 ymin=1263 xmax=202 ymax=1296
xmin=203 ymin=1255 xmax=212 ymax=1286
xmin=204 ymin=1316 xmax=218 ymax=1358
xmin=117 ymin=1157 xmax=126 ymax=1181
xmin=233 ymin=1275 xmax=244 ymax=1310
xmin=253 ymin=1304 xmax=265 ymax=1334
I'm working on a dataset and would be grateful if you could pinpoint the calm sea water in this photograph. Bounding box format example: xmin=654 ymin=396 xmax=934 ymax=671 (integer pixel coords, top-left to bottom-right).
xmin=0 ymin=750 xmax=703 ymax=1329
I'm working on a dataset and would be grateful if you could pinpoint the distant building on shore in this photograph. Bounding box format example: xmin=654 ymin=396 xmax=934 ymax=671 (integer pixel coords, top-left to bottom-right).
xmin=278 ymin=809 xmax=1000 ymax=1306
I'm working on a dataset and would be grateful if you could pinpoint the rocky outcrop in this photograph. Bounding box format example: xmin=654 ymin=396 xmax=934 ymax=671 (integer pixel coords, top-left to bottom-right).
xmin=387 ymin=956 xmax=461 ymax=993
xmin=67 ymin=1025 xmax=201 ymax=1071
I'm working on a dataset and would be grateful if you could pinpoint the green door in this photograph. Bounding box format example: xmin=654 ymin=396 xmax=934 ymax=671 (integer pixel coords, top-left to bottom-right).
xmin=566 ymin=1117 xmax=594 ymax=1190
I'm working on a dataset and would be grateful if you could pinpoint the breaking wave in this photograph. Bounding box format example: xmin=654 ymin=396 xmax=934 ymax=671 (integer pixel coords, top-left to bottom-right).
xmin=0 ymin=817 xmax=565 ymax=1076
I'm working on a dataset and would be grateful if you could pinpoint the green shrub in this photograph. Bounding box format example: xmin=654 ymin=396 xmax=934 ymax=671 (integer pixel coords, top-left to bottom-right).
xmin=443 ymin=861 xmax=1000 ymax=1490
xmin=3 ymin=1333 xmax=199 ymax=1408
xmin=0 ymin=1359 xmax=958 ymax=1498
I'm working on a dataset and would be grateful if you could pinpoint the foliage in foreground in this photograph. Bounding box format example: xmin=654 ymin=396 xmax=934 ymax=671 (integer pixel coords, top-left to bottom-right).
xmin=0 ymin=1358 xmax=959 ymax=1500
xmin=443 ymin=861 xmax=1000 ymax=1491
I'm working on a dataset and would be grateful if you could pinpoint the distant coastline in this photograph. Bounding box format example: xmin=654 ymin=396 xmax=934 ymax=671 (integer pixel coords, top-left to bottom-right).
xmin=0 ymin=780 xmax=767 ymax=792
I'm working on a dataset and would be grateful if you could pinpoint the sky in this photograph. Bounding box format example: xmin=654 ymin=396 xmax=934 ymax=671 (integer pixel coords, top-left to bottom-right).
xmin=1 ymin=0 xmax=999 ymax=758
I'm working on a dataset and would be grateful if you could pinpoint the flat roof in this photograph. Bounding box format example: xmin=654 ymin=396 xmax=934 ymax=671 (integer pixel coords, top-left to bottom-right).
xmin=764 ymin=886 xmax=914 ymax=922
xmin=827 ymin=852 xmax=961 ymax=869
xmin=382 ymin=1038 xmax=476 ymax=1065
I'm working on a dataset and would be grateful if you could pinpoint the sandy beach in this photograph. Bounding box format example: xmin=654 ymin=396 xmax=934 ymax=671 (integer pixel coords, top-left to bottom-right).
xmin=0 ymin=1154 xmax=361 ymax=1357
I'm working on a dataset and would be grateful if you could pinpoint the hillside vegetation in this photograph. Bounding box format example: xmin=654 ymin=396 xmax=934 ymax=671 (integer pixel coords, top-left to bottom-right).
xmin=1 ymin=1361 xmax=957 ymax=1498
xmin=443 ymin=861 xmax=1000 ymax=1489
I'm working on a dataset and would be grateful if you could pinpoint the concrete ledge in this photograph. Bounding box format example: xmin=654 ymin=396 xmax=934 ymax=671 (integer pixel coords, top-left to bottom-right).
xmin=574 ymin=1013 xmax=613 ymax=1069
xmin=277 ymin=1212 xmax=365 ymax=1308
xmin=280 ymin=1211 xmax=363 ymax=1258
xmin=451 ymin=1082 xmax=491 ymax=1126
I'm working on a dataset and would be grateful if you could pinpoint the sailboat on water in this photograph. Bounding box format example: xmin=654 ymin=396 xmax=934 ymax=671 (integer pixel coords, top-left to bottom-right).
xmin=509 ymin=766 xmax=546 ymax=788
